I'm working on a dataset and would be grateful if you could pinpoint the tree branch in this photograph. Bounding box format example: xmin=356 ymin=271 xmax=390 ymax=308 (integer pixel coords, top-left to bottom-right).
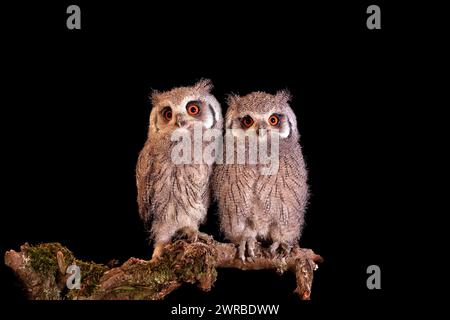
xmin=4 ymin=238 xmax=322 ymax=300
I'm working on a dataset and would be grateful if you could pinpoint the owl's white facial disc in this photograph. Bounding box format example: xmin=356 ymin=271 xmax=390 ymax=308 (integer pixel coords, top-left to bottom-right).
xmin=229 ymin=111 xmax=291 ymax=139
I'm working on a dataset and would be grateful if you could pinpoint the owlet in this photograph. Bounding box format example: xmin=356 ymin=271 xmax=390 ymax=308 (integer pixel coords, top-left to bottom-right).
xmin=136 ymin=79 xmax=222 ymax=259
xmin=213 ymin=90 xmax=309 ymax=261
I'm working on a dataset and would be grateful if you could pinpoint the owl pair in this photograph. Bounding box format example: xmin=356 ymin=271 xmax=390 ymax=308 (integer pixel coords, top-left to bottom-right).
xmin=136 ymin=79 xmax=309 ymax=261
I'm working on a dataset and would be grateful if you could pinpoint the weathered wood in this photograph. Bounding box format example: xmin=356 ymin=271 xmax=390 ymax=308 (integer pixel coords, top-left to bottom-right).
xmin=4 ymin=238 xmax=322 ymax=300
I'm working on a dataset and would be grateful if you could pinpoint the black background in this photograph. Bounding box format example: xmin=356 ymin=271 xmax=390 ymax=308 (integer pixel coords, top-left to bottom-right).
xmin=0 ymin=0 xmax=415 ymax=317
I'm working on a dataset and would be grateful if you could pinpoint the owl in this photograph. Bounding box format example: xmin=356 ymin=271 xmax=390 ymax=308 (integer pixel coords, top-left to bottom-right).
xmin=213 ymin=90 xmax=309 ymax=261
xmin=136 ymin=79 xmax=222 ymax=259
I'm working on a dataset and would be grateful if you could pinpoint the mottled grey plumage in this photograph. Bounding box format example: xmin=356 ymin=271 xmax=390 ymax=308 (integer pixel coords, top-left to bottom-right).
xmin=137 ymin=79 xmax=222 ymax=259
xmin=213 ymin=90 xmax=309 ymax=261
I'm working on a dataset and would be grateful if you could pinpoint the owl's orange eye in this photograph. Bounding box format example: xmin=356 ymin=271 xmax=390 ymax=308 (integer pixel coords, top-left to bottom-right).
xmin=163 ymin=108 xmax=172 ymax=121
xmin=269 ymin=114 xmax=280 ymax=126
xmin=241 ymin=115 xmax=254 ymax=128
xmin=187 ymin=102 xmax=201 ymax=116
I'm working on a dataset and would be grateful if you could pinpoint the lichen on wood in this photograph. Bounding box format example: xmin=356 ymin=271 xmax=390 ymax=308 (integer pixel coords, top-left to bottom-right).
xmin=4 ymin=238 xmax=322 ymax=300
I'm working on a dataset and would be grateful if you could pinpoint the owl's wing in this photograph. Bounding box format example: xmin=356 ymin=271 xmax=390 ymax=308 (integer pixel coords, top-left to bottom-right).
xmin=136 ymin=143 xmax=154 ymax=224
xmin=213 ymin=164 xmax=256 ymax=229
xmin=255 ymin=152 xmax=309 ymax=225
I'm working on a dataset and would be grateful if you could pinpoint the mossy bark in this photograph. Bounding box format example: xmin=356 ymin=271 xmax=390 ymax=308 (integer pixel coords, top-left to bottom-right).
xmin=4 ymin=238 xmax=322 ymax=300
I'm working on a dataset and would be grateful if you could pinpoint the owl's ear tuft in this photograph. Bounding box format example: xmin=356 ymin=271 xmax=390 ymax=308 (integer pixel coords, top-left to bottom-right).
xmin=194 ymin=78 xmax=213 ymax=92
xmin=275 ymin=89 xmax=292 ymax=104
xmin=150 ymin=89 xmax=160 ymax=105
xmin=226 ymin=93 xmax=240 ymax=107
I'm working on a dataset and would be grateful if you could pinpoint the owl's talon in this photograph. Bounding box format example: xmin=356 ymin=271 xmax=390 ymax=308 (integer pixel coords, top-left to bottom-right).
xmin=270 ymin=241 xmax=281 ymax=258
xmin=196 ymin=232 xmax=214 ymax=244
xmin=151 ymin=241 xmax=166 ymax=262
xmin=247 ymin=239 xmax=256 ymax=258
xmin=189 ymin=234 xmax=198 ymax=243
xmin=237 ymin=238 xmax=257 ymax=262
xmin=239 ymin=252 xmax=247 ymax=264
xmin=238 ymin=241 xmax=247 ymax=263
xmin=280 ymin=243 xmax=292 ymax=258
xmin=176 ymin=227 xmax=207 ymax=243
xmin=269 ymin=241 xmax=293 ymax=258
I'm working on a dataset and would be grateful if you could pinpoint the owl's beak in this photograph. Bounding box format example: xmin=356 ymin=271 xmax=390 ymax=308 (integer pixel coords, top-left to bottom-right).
xmin=257 ymin=125 xmax=267 ymax=137
xmin=175 ymin=114 xmax=187 ymax=128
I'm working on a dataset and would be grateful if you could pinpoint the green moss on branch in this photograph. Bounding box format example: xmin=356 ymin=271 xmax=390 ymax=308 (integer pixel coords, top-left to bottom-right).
xmin=5 ymin=239 xmax=321 ymax=300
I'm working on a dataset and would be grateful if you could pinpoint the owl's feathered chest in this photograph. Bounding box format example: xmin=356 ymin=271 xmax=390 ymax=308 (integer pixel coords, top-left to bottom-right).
xmin=146 ymin=161 xmax=211 ymax=222
xmin=220 ymin=147 xmax=308 ymax=223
